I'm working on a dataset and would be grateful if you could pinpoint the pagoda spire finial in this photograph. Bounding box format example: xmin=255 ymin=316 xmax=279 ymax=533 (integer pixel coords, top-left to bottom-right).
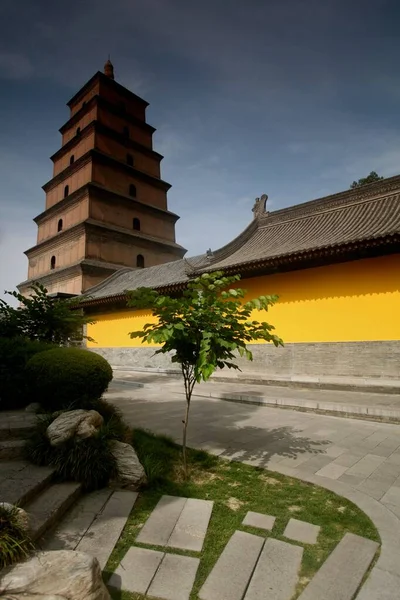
xmin=104 ymin=56 xmax=114 ymax=79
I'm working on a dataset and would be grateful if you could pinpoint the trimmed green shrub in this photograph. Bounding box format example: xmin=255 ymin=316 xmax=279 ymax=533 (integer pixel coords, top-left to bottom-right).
xmin=26 ymin=347 xmax=113 ymax=411
xmin=0 ymin=505 xmax=34 ymax=568
xmin=0 ymin=337 xmax=55 ymax=410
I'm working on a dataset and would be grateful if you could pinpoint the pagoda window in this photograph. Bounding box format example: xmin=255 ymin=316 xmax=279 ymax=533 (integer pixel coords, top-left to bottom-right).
xmin=76 ymin=126 xmax=81 ymax=137
xmin=70 ymin=155 xmax=75 ymax=165
xmin=50 ymin=256 xmax=56 ymax=270
xmin=57 ymin=218 xmax=63 ymax=232
xmin=129 ymin=184 xmax=136 ymax=197
xmin=136 ymin=254 xmax=144 ymax=268
xmin=64 ymin=185 xmax=69 ymax=198
xmin=127 ymin=153 xmax=134 ymax=167
xmin=133 ymin=217 xmax=140 ymax=231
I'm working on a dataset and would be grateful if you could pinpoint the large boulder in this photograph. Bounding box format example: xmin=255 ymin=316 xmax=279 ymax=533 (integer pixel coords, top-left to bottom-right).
xmin=110 ymin=440 xmax=147 ymax=489
xmin=0 ymin=550 xmax=111 ymax=599
xmin=47 ymin=409 xmax=103 ymax=446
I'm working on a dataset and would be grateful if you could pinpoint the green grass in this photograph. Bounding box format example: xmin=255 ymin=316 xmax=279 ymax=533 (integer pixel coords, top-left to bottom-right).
xmin=105 ymin=429 xmax=380 ymax=600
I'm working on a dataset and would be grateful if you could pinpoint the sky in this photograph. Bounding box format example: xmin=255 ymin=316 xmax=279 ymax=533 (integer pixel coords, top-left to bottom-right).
xmin=1 ymin=0 xmax=400 ymax=302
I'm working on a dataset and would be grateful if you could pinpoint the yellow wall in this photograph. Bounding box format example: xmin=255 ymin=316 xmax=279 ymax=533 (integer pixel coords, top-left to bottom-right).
xmin=87 ymin=255 xmax=400 ymax=347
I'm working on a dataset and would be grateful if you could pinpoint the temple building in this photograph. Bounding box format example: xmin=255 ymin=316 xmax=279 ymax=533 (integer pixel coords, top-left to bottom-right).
xmin=81 ymin=180 xmax=400 ymax=381
xmin=18 ymin=60 xmax=185 ymax=296
xmin=18 ymin=61 xmax=400 ymax=382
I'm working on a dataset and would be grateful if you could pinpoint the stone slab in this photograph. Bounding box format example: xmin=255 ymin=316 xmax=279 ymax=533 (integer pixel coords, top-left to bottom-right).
xmin=76 ymin=489 xmax=138 ymax=570
xmin=242 ymin=511 xmax=276 ymax=531
xmin=244 ymin=538 xmax=303 ymax=600
xmin=315 ymin=463 xmax=349 ymax=480
xmin=346 ymin=454 xmax=386 ymax=478
xmin=136 ymin=494 xmax=187 ymax=547
xmin=355 ymin=567 xmax=400 ymax=600
xmin=107 ymin=546 xmax=164 ymax=594
xmin=381 ymin=486 xmax=400 ymax=506
xmin=199 ymin=530 xmax=264 ymax=600
xmin=167 ymin=498 xmax=213 ymax=552
xmin=283 ymin=518 xmax=320 ymax=545
xmin=43 ymin=489 xmax=113 ymax=551
xmin=298 ymin=533 xmax=379 ymax=600
xmin=148 ymin=553 xmax=200 ymax=600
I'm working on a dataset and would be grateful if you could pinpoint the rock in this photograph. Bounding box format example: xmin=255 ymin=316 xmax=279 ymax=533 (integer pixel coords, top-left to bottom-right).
xmin=46 ymin=410 xmax=103 ymax=446
xmin=0 ymin=550 xmax=111 ymax=599
xmin=25 ymin=403 xmax=41 ymax=413
xmin=0 ymin=502 xmax=30 ymax=531
xmin=110 ymin=440 xmax=147 ymax=489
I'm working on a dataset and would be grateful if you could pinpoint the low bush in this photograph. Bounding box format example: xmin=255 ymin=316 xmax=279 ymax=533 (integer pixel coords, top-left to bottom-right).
xmin=0 ymin=337 xmax=55 ymax=410
xmin=26 ymin=347 xmax=113 ymax=412
xmin=0 ymin=505 xmax=34 ymax=569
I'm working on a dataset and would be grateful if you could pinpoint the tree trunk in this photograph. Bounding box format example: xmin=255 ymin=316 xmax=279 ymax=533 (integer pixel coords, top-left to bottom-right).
xmin=182 ymin=396 xmax=191 ymax=477
xmin=182 ymin=365 xmax=195 ymax=478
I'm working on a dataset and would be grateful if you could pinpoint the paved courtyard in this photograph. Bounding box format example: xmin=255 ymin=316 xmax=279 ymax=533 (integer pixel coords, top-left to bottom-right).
xmin=106 ymin=380 xmax=400 ymax=598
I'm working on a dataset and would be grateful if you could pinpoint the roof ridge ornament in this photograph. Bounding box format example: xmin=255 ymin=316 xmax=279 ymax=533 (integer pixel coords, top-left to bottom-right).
xmin=252 ymin=194 xmax=268 ymax=219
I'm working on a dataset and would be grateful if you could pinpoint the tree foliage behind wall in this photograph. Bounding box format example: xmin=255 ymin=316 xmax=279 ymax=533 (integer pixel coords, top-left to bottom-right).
xmin=0 ymin=283 xmax=93 ymax=345
xmin=350 ymin=171 xmax=383 ymax=189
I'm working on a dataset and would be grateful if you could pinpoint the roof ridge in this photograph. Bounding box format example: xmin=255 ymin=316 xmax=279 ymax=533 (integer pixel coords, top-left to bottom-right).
xmin=260 ymin=190 xmax=400 ymax=229
xmin=261 ymin=175 xmax=400 ymax=224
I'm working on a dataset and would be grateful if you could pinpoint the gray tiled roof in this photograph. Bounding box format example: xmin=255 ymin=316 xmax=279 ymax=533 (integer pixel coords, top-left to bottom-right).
xmin=86 ymin=255 xmax=207 ymax=299
xmin=85 ymin=175 xmax=400 ymax=302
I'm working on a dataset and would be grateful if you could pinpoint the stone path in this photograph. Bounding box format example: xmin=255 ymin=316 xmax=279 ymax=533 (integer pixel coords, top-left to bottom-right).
xmin=108 ymin=496 xmax=378 ymax=600
xmin=106 ymin=383 xmax=400 ymax=597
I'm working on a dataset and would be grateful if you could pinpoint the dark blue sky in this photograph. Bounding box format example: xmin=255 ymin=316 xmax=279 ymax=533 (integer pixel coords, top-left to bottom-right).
xmin=1 ymin=0 xmax=400 ymax=298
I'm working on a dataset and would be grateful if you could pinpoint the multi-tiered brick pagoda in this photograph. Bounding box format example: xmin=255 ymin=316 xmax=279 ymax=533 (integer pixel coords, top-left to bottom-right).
xmin=18 ymin=59 xmax=186 ymax=296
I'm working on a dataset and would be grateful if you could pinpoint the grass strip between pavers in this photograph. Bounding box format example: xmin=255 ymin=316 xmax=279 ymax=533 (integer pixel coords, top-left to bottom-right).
xmin=104 ymin=429 xmax=380 ymax=600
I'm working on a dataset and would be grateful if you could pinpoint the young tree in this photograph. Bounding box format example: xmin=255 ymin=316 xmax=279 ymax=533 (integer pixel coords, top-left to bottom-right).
xmin=0 ymin=283 xmax=93 ymax=345
xmin=350 ymin=171 xmax=383 ymax=189
xmin=127 ymin=271 xmax=283 ymax=475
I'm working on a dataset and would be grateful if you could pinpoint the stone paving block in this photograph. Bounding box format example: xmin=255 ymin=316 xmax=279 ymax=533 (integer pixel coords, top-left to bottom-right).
xmin=244 ymin=538 xmax=303 ymax=600
xmin=338 ymin=473 xmax=366 ymax=487
xmin=242 ymin=511 xmax=276 ymax=531
xmin=108 ymin=546 xmax=164 ymax=594
xmin=298 ymin=533 xmax=379 ymax=600
xmin=357 ymin=479 xmax=393 ymax=501
xmin=381 ymin=486 xmax=400 ymax=506
xmin=283 ymin=518 xmax=320 ymax=545
xmin=199 ymin=530 xmax=264 ymax=600
xmin=346 ymin=454 xmax=386 ymax=478
xmin=324 ymin=445 xmax=346 ymax=458
xmin=315 ymin=462 xmax=348 ymax=480
xmin=355 ymin=567 xmax=400 ymax=600
xmin=148 ymin=553 xmax=200 ymax=600
xmin=167 ymin=498 xmax=213 ymax=552
xmin=137 ymin=495 xmax=187 ymax=546
xmin=76 ymin=490 xmax=138 ymax=570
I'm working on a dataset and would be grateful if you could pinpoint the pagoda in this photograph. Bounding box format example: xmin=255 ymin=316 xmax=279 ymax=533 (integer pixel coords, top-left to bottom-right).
xmin=18 ymin=59 xmax=186 ymax=296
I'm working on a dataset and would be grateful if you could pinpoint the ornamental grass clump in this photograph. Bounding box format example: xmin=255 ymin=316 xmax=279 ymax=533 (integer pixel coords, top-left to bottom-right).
xmin=0 ymin=505 xmax=34 ymax=569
